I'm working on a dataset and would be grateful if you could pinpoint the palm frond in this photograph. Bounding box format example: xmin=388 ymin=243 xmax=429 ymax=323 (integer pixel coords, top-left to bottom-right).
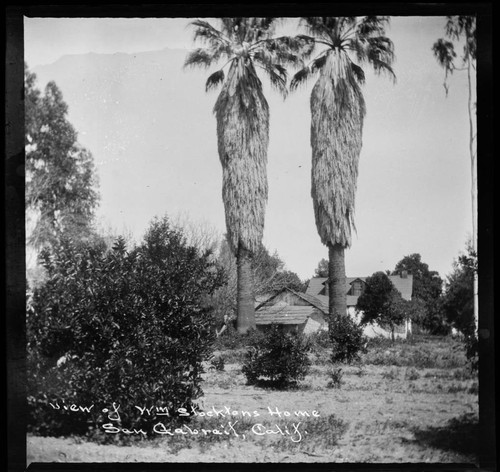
xmin=290 ymin=66 xmax=312 ymax=90
xmin=248 ymin=17 xmax=277 ymax=42
xmin=206 ymin=69 xmax=226 ymax=92
xmin=190 ymin=19 xmax=231 ymax=48
xmin=351 ymin=63 xmax=365 ymax=84
xmin=290 ymin=50 xmax=328 ymax=91
xmin=356 ymin=16 xmax=390 ymax=39
xmin=184 ymin=48 xmax=218 ymax=69
xmin=352 ymin=35 xmax=396 ymax=81
xmin=258 ymin=62 xmax=288 ymax=98
xmin=265 ymin=35 xmax=316 ymax=62
xmin=311 ymin=54 xmax=328 ymax=72
xmin=301 ymin=17 xmax=336 ymax=45
xmin=365 ymin=38 xmax=396 ymax=81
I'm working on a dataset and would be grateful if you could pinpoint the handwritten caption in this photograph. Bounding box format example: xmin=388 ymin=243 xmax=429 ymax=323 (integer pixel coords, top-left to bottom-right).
xmin=49 ymin=402 xmax=322 ymax=442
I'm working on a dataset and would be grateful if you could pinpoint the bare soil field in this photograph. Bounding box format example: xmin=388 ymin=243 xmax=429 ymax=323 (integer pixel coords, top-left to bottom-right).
xmin=27 ymin=336 xmax=479 ymax=465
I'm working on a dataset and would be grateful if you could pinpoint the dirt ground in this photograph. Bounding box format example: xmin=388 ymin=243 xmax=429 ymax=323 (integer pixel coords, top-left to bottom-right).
xmin=27 ymin=353 xmax=479 ymax=465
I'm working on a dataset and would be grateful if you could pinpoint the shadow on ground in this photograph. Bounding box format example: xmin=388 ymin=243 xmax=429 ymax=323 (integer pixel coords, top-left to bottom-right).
xmin=410 ymin=413 xmax=478 ymax=456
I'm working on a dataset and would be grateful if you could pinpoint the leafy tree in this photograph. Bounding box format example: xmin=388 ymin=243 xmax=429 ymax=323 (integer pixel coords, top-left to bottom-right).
xmin=25 ymin=63 xmax=99 ymax=251
xmin=441 ymin=243 xmax=476 ymax=337
xmin=291 ymin=17 xmax=396 ymax=318
xmin=432 ymin=16 xmax=477 ymax=330
xmin=392 ymin=254 xmax=444 ymax=333
xmin=184 ymin=18 xmax=311 ymax=334
xmin=252 ymin=244 xmax=306 ymax=294
xmin=242 ymin=325 xmax=311 ymax=388
xmin=441 ymin=242 xmax=477 ymax=369
xmin=314 ymin=258 xmax=329 ymax=277
xmin=356 ymin=271 xmax=405 ymax=340
xmin=27 ymin=216 xmax=224 ymax=437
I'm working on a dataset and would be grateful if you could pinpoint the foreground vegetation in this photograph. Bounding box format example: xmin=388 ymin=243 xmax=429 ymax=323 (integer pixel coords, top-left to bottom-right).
xmin=27 ymin=334 xmax=478 ymax=464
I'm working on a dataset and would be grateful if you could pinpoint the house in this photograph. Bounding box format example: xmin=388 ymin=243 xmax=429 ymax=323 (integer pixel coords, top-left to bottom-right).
xmin=255 ymin=288 xmax=328 ymax=335
xmin=306 ymin=271 xmax=414 ymax=339
xmin=255 ymin=271 xmax=414 ymax=339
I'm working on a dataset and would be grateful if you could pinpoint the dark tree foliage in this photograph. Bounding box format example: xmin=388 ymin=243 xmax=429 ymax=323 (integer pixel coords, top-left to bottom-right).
xmin=242 ymin=325 xmax=311 ymax=388
xmin=27 ymin=217 xmax=225 ymax=437
xmin=251 ymin=244 xmax=306 ymax=293
xmin=356 ymin=271 xmax=394 ymax=324
xmin=392 ymin=254 xmax=445 ymax=333
xmin=25 ymin=63 xmax=99 ymax=249
xmin=441 ymin=243 xmax=477 ymax=370
xmin=356 ymin=271 xmax=407 ymax=339
xmin=329 ymin=314 xmax=367 ymax=364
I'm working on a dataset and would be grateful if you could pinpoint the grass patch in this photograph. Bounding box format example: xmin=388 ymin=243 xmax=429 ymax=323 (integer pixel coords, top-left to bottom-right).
xmin=411 ymin=413 xmax=478 ymax=457
xmin=361 ymin=335 xmax=467 ymax=369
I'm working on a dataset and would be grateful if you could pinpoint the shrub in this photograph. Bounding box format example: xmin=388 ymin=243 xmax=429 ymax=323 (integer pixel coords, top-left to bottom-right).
xmin=210 ymin=355 xmax=225 ymax=372
xmin=329 ymin=314 xmax=367 ymax=364
xmin=405 ymin=367 xmax=421 ymax=381
xmin=382 ymin=367 xmax=400 ymax=380
xmin=213 ymin=328 xmax=265 ymax=351
xmin=241 ymin=325 xmax=311 ymax=388
xmin=27 ymin=217 xmax=225 ymax=437
xmin=307 ymin=329 xmax=332 ymax=353
xmin=326 ymin=366 xmax=344 ymax=389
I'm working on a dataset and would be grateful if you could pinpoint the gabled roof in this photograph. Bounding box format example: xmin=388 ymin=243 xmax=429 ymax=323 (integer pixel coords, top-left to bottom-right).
xmin=255 ymin=305 xmax=318 ymax=325
xmin=306 ymin=274 xmax=413 ymax=305
xmin=255 ymin=288 xmax=328 ymax=326
xmin=255 ymin=287 xmax=328 ymax=313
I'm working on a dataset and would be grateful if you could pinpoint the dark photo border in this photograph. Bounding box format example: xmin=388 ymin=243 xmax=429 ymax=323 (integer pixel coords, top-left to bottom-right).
xmin=5 ymin=2 xmax=494 ymax=471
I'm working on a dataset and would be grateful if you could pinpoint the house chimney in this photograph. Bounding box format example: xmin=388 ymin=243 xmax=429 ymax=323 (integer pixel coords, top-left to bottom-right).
xmin=401 ymin=270 xmax=408 ymax=279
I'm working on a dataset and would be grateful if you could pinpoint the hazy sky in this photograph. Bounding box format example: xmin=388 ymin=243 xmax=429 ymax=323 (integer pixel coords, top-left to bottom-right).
xmin=24 ymin=16 xmax=475 ymax=281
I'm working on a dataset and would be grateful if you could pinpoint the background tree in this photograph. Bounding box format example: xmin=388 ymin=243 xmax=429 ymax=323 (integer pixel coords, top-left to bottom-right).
xmin=25 ymin=64 xmax=99 ymax=253
xmin=441 ymin=242 xmax=476 ymax=337
xmin=392 ymin=254 xmax=445 ymax=333
xmin=432 ymin=16 xmax=477 ymax=330
xmin=291 ymin=17 xmax=395 ymax=319
xmin=314 ymin=258 xmax=329 ymax=277
xmin=184 ymin=18 xmax=311 ymax=333
xmin=356 ymin=271 xmax=405 ymax=340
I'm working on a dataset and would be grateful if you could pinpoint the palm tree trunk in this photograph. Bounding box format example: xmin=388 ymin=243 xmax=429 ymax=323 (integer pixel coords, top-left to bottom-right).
xmin=236 ymin=245 xmax=256 ymax=334
xmin=328 ymin=243 xmax=347 ymax=318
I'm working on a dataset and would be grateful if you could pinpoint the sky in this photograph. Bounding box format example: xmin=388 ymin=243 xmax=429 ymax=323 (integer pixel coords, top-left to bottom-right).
xmin=23 ymin=15 xmax=476 ymax=281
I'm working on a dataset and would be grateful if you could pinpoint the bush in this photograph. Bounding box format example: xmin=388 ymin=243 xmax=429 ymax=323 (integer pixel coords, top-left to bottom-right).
xmin=405 ymin=367 xmax=421 ymax=381
xmin=241 ymin=325 xmax=311 ymax=388
xmin=326 ymin=366 xmax=344 ymax=389
xmin=209 ymin=355 xmax=225 ymax=372
xmin=213 ymin=328 xmax=265 ymax=351
xmin=27 ymin=217 xmax=225 ymax=437
xmin=329 ymin=314 xmax=367 ymax=364
xmin=307 ymin=329 xmax=332 ymax=353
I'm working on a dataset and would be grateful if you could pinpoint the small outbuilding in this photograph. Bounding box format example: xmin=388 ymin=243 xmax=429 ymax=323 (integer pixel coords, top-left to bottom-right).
xmin=255 ymin=288 xmax=328 ymax=335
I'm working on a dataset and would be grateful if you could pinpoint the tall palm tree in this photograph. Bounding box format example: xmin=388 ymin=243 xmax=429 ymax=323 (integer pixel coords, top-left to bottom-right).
xmin=291 ymin=17 xmax=395 ymax=318
xmin=184 ymin=18 xmax=311 ymax=333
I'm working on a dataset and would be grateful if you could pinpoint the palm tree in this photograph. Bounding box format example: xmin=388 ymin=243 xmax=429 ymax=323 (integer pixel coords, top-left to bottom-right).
xmin=291 ymin=17 xmax=395 ymax=318
xmin=184 ymin=18 xmax=311 ymax=333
